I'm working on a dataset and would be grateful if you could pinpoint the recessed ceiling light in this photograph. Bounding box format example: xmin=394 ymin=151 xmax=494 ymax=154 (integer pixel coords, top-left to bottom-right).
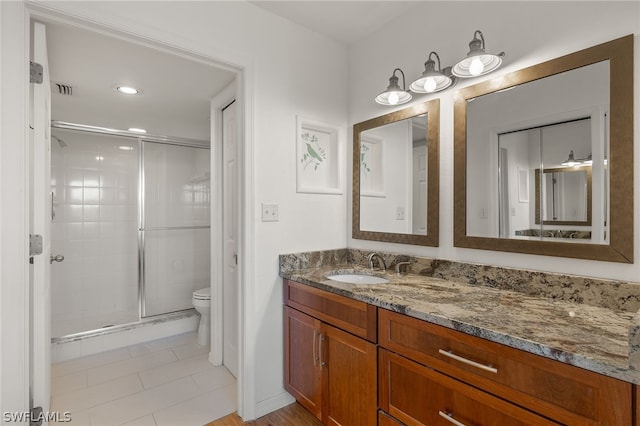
xmin=128 ymin=127 xmax=147 ymax=133
xmin=117 ymin=86 xmax=139 ymax=95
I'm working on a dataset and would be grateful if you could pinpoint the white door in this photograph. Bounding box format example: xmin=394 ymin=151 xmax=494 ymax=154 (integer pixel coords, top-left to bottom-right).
xmin=411 ymin=144 xmax=427 ymax=234
xmin=222 ymin=101 xmax=238 ymax=377
xmin=30 ymin=21 xmax=52 ymax=421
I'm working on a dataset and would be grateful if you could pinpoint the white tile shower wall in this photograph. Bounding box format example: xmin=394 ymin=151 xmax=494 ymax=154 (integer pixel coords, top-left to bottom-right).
xmin=51 ymin=129 xmax=139 ymax=337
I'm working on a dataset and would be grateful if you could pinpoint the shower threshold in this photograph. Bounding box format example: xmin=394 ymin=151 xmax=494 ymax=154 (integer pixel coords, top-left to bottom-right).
xmin=51 ymin=309 xmax=198 ymax=345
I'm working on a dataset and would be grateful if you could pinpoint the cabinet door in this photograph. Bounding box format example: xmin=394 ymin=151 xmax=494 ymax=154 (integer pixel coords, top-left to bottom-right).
xmin=379 ymin=348 xmax=559 ymax=426
xmin=284 ymin=306 xmax=322 ymax=420
xmin=323 ymin=323 xmax=377 ymax=426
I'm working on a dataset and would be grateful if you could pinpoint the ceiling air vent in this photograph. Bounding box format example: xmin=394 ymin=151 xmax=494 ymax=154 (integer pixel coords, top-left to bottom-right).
xmin=54 ymin=83 xmax=73 ymax=96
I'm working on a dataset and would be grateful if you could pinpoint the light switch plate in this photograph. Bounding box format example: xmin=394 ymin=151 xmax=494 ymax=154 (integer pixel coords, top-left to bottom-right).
xmin=262 ymin=203 xmax=279 ymax=222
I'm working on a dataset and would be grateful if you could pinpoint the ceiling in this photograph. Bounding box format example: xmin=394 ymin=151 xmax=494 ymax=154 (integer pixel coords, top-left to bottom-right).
xmin=45 ymin=2 xmax=410 ymax=141
xmin=250 ymin=1 xmax=418 ymax=44
xmin=45 ymin=21 xmax=236 ymax=141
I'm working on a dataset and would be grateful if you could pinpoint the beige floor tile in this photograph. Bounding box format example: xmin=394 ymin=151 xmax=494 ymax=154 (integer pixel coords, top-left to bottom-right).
xmin=87 ymin=349 xmax=177 ymax=386
xmin=171 ymin=341 xmax=210 ymax=360
xmin=152 ymin=382 xmax=237 ymax=426
xmin=52 ymin=347 xmax=131 ymax=378
xmin=128 ymin=333 xmax=197 ymax=358
xmin=51 ymin=373 xmax=143 ymax=413
xmin=191 ymin=367 xmax=235 ymax=393
xmin=51 ymin=370 xmax=87 ymax=396
xmin=89 ymin=377 xmax=200 ymax=426
xmin=139 ymin=353 xmax=213 ymax=389
xmin=51 ymin=408 xmax=90 ymax=426
xmin=121 ymin=414 xmax=157 ymax=426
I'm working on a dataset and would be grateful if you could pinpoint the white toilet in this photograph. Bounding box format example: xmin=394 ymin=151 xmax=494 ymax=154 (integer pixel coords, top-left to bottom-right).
xmin=192 ymin=287 xmax=211 ymax=346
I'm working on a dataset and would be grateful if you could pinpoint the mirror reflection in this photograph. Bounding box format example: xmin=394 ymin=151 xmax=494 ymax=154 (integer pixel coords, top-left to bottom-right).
xmin=353 ymin=99 xmax=439 ymax=246
xmin=534 ymin=166 xmax=592 ymax=227
xmin=466 ymin=60 xmax=608 ymax=244
xmin=360 ymin=115 xmax=427 ymax=235
xmin=454 ymin=34 xmax=633 ymax=262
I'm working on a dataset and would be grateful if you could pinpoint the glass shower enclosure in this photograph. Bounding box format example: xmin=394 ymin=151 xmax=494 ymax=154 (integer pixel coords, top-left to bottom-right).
xmin=50 ymin=123 xmax=210 ymax=338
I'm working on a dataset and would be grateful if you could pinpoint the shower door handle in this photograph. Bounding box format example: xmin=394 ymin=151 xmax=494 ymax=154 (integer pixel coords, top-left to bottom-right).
xmin=50 ymin=254 xmax=65 ymax=264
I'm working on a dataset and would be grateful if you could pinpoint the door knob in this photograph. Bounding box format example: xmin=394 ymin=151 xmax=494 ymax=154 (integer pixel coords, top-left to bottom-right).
xmin=50 ymin=254 xmax=64 ymax=264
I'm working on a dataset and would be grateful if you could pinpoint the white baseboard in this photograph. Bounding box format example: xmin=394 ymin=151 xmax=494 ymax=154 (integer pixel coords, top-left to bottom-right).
xmin=254 ymin=391 xmax=296 ymax=419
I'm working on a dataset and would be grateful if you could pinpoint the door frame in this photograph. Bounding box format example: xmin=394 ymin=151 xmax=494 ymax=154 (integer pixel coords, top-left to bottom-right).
xmin=210 ymin=83 xmax=237 ymax=368
xmin=0 ymin=1 xmax=31 ymax=421
xmin=2 ymin=2 xmax=258 ymax=421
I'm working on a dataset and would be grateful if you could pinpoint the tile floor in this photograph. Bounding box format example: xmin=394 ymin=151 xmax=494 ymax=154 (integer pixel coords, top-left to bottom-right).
xmin=51 ymin=332 xmax=236 ymax=426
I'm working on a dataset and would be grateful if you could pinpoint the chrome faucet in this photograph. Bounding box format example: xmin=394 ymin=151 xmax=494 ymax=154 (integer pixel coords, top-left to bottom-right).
xmin=367 ymin=252 xmax=386 ymax=271
xmin=395 ymin=261 xmax=411 ymax=274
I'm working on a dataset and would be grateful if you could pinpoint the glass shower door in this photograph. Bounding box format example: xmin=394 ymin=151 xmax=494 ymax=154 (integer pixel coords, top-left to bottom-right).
xmin=141 ymin=141 xmax=210 ymax=317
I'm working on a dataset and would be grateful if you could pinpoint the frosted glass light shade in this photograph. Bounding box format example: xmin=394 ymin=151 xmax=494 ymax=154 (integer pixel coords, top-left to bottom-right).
xmin=375 ymin=68 xmax=412 ymax=105
xmin=452 ymin=30 xmax=504 ymax=78
xmin=452 ymin=53 xmax=503 ymax=77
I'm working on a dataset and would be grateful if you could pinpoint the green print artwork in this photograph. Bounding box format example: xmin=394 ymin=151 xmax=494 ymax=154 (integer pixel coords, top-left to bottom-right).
xmin=300 ymin=132 xmax=326 ymax=171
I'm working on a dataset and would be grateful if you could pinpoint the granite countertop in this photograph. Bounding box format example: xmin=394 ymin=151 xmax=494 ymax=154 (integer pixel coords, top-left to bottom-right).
xmin=281 ymin=264 xmax=640 ymax=384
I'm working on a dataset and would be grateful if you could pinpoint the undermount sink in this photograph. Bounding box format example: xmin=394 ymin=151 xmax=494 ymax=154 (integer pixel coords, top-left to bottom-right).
xmin=326 ymin=273 xmax=389 ymax=285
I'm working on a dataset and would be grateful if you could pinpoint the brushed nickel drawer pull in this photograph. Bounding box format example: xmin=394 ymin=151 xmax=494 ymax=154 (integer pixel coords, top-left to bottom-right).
xmin=319 ymin=334 xmax=326 ymax=367
xmin=313 ymin=329 xmax=319 ymax=366
xmin=438 ymin=349 xmax=498 ymax=374
xmin=438 ymin=411 xmax=467 ymax=426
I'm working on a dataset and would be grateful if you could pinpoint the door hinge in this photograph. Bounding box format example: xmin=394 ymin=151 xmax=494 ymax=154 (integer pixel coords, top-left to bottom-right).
xmin=30 ymin=406 xmax=43 ymax=426
xmin=30 ymin=61 xmax=43 ymax=84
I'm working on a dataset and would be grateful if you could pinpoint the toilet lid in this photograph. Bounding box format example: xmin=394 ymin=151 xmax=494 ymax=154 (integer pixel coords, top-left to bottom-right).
xmin=192 ymin=287 xmax=211 ymax=300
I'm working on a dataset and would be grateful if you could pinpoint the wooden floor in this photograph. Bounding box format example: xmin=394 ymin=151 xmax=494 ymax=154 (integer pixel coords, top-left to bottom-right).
xmin=206 ymin=403 xmax=323 ymax=426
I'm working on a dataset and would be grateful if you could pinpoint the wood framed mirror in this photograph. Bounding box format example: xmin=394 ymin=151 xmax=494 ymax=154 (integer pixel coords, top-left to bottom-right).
xmin=454 ymin=35 xmax=633 ymax=262
xmin=534 ymin=166 xmax=592 ymax=227
xmin=353 ymin=99 xmax=439 ymax=246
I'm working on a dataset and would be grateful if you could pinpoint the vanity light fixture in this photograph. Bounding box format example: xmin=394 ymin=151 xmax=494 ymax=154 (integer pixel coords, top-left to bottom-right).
xmin=375 ymin=68 xmax=412 ymax=106
xmin=452 ymin=30 xmax=505 ymax=78
xmin=410 ymin=51 xmax=453 ymax=93
xmin=561 ymin=150 xmax=593 ymax=166
xmin=116 ymin=86 xmax=139 ymax=95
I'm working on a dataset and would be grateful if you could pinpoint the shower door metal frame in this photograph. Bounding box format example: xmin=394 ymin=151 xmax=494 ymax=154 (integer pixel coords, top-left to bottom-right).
xmin=50 ymin=121 xmax=211 ymax=331
xmin=137 ymin=139 xmax=211 ymax=318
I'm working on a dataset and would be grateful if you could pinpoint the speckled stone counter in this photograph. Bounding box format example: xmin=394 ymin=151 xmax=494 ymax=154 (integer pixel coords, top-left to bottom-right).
xmin=280 ymin=249 xmax=640 ymax=384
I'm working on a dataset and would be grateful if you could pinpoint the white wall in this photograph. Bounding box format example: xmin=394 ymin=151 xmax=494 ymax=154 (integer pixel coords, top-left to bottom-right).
xmin=5 ymin=0 xmax=349 ymax=419
xmin=348 ymin=1 xmax=640 ymax=282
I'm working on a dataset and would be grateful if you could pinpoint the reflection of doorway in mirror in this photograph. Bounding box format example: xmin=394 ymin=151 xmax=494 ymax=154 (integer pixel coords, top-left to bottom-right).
xmin=497 ymin=131 xmax=535 ymax=239
xmin=412 ymin=142 xmax=427 ymax=235
xmin=498 ymin=148 xmax=511 ymax=238
xmin=360 ymin=135 xmax=384 ymax=197
xmin=496 ymin=116 xmax=603 ymax=241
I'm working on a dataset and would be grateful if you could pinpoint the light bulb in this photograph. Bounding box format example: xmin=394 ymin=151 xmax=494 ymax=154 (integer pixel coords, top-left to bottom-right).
xmin=387 ymin=92 xmax=399 ymax=105
xmin=423 ymin=77 xmax=437 ymax=93
xmin=469 ymin=58 xmax=484 ymax=76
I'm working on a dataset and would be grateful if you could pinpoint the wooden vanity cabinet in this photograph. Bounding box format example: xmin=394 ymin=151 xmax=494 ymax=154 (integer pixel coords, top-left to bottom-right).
xmin=283 ymin=279 xmax=377 ymax=425
xmin=379 ymin=348 xmax=559 ymax=425
xmin=378 ymin=308 xmax=633 ymax=426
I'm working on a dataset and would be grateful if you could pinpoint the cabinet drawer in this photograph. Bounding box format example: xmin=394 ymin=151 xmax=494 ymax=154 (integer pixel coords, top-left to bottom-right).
xmin=379 ymin=309 xmax=632 ymax=425
xmin=379 ymin=348 xmax=559 ymax=426
xmin=284 ymin=279 xmax=377 ymax=342
xmin=379 ymin=410 xmax=404 ymax=426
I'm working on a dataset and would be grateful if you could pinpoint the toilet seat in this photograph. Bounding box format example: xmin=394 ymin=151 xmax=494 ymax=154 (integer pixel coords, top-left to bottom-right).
xmin=192 ymin=287 xmax=211 ymax=300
